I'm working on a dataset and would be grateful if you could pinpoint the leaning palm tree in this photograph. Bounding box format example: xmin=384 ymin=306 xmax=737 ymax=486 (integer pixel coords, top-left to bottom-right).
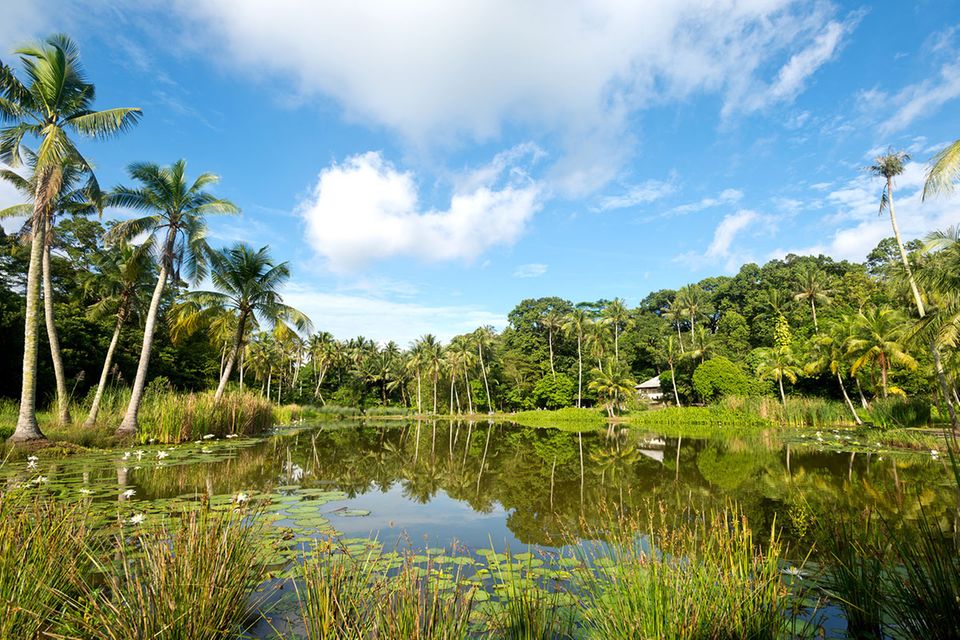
xmin=665 ymin=335 xmax=681 ymax=407
xmin=473 ymin=326 xmax=495 ymax=412
xmin=793 ymin=264 xmax=833 ymax=333
xmin=755 ymin=346 xmax=800 ymax=406
xmin=923 ymin=139 xmax=960 ymax=200
xmin=562 ymin=308 xmax=591 ymax=407
xmin=172 ymin=243 xmax=311 ymax=402
xmin=81 ymin=239 xmax=156 ymax=426
xmin=677 ymin=285 xmax=711 ymax=348
xmin=106 ymin=160 xmax=237 ymax=436
xmin=0 ymin=35 xmax=141 ymax=441
xmin=869 ymin=150 xmax=925 ymax=317
xmin=1 ymin=157 xmax=103 ymax=425
xmin=663 ymin=300 xmax=686 ymax=354
xmin=804 ymin=320 xmax=862 ymax=425
xmin=846 ymin=307 xmax=918 ymax=399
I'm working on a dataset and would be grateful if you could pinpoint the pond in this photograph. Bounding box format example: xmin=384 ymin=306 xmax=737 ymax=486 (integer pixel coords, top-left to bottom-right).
xmin=5 ymin=420 xmax=955 ymax=637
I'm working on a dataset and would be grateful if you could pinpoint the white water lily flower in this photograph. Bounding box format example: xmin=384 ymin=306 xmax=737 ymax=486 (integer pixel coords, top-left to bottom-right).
xmin=128 ymin=513 xmax=145 ymax=525
xmin=27 ymin=455 xmax=38 ymax=462
xmin=32 ymin=476 xmax=48 ymax=484
xmin=121 ymin=489 xmax=136 ymax=499
xmin=782 ymin=566 xmax=805 ymax=579
xmin=203 ymin=434 xmax=215 ymax=440
xmin=122 ymin=451 xmax=131 ymax=460
xmin=26 ymin=460 xmax=37 ymax=470
xmin=79 ymin=488 xmax=93 ymax=495
xmin=201 ymin=447 xmax=212 ymax=454
xmin=226 ymin=434 xmax=238 ymax=439
xmin=235 ymin=492 xmax=249 ymax=504
xmin=156 ymin=451 xmax=169 ymax=460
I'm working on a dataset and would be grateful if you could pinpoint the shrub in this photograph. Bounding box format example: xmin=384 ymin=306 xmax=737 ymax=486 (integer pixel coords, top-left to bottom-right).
xmin=692 ymin=356 xmax=759 ymax=402
xmin=532 ymin=374 xmax=575 ymax=410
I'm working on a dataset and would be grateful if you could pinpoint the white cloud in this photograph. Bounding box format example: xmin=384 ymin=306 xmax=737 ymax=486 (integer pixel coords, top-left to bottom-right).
xmin=281 ymin=283 xmax=505 ymax=345
xmin=594 ymin=179 xmax=675 ymax=212
xmin=174 ymin=1 xmax=854 ymax=193
xmin=876 ymin=63 xmax=960 ymax=135
xmin=666 ymin=188 xmax=743 ymax=217
xmin=708 ymin=209 xmax=760 ymax=258
xmin=298 ymin=150 xmax=541 ymax=272
xmin=513 ymin=263 xmax=547 ymax=278
xmin=0 ymin=0 xmax=53 ymax=52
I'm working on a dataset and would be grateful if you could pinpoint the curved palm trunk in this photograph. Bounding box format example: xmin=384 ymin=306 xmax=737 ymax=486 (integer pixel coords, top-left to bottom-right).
xmin=837 ymin=372 xmax=862 ymax=425
xmin=416 ymin=370 xmax=422 ymax=414
xmin=548 ymin=329 xmax=556 ymax=379
xmin=85 ymin=305 xmax=127 ymax=427
xmin=810 ymin=299 xmax=819 ymax=333
xmin=478 ymin=342 xmax=491 ymax=413
xmin=117 ymin=230 xmax=174 ymax=436
xmin=670 ymin=361 xmax=681 ymax=407
xmin=214 ymin=311 xmax=248 ymax=401
xmin=886 ymin=179 xmax=925 ymax=316
xmin=676 ymin=322 xmax=685 ymax=354
xmin=432 ymin=371 xmax=438 ymax=415
xmin=931 ymin=344 xmax=958 ymax=430
xmin=10 ymin=197 xmax=48 ymax=442
xmin=42 ymin=223 xmax=71 ymax=425
xmin=778 ymin=375 xmax=786 ymax=406
xmin=614 ymin=326 xmax=620 ymax=364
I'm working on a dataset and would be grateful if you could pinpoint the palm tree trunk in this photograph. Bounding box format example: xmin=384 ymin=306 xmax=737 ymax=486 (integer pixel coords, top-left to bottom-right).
xmin=931 ymin=342 xmax=958 ymax=430
xmin=837 ymin=372 xmax=862 ymax=425
xmin=887 ymin=178 xmax=925 ymax=316
xmin=416 ymin=371 xmax=422 ymax=414
xmin=117 ymin=229 xmax=174 ymax=436
xmin=614 ymin=326 xmax=619 ymax=364
xmin=214 ymin=311 xmax=248 ymax=401
xmin=811 ymin=299 xmax=819 ymax=333
xmin=676 ymin=322 xmax=685 ymax=354
xmin=778 ymin=376 xmax=786 ymax=405
xmin=548 ymin=329 xmax=556 ymax=379
xmin=11 ymin=196 xmax=49 ymax=442
xmin=85 ymin=306 xmax=127 ymax=427
xmin=856 ymin=378 xmax=869 ymax=409
xmin=42 ymin=225 xmax=71 ymax=425
xmin=478 ymin=341 xmax=491 ymax=413
xmin=266 ymin=371 xmax=271 ymax=400
xmin=463 ymin=362 xmax=473 ymax=414
xmin=670 ymin=361 xmax=681 ymax=407
xmin=576 ymin=333 xmax=583 ymax=408
xmin=432 ymin=372 xmax=438 ymax=415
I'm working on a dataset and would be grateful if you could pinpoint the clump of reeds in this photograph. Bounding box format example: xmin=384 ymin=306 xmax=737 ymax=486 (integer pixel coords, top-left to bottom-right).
xmin=868 ymin=397 xmax=932 ymax=429
xmin=137 ymin=390 xmax=274 ymax=443
xmin=0 ymin=494 xmax=90 ymax=638
xmin=578 ymin=505 xmax=792 ymax=639
xmin=720 ymin=395 xmax=856 ymax=427
xmin=486 ymin=550 xmax=577 ymax=639
xmin=65 ymin=509 xmax=268 ymax=639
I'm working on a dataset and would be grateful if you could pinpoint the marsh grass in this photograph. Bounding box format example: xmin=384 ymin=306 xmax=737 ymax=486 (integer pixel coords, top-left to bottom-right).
xmin=578 ymin=506 xmax=793 ymax=640
xmin=487 ymin=550 xmax=578 ymax=639
xmin=629 ymin=404 xmax=775 ymax=429
xmin=868 ymin=397 xmax=932 ymax=429
xmin=510 ymin=407 xmax=606 ymax=431
xmin=0 ymin=494 xmax=90 ymax=638
xmin=64 ymin=508 xmax=268 ymax=640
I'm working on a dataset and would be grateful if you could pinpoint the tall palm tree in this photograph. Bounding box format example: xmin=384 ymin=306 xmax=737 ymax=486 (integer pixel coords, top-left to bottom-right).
xmin=588 ymin=361 xmax=636 ymax=420
xmin=869 ymin=150 xmax=925 ymax=317
xmin=541 ymin=310 xmax=563 ymax=379
xmin=601 ymin=298 xmax=631 ymax=364
xmin=585 ymin=320 xmax=608 ymax=372
xmin=448 ymin=336 xmax=476 ymax=414
xmin=665 ymin=335 xmax=681 ymax=407
xmin=793 ymin=264 xmax=833 ymax=333
xmin=81 ymin=239 xmax=156 ymax=426
xmin=106 ymin=160 xmax=237 ymax=435
xmin=473 ymin=326 xmax=495 ymax=412
xmin=562 ymin=308 xmax=591 ymax=407
xmin=847 ymin=307 xmax=918 ymax=398
xmin=686 ymin=325 xmax=714 ymax=364
xmin=308 ymin=331 xmax=336 ymax=403
xmin=663 ymin=300 xmax=686 ymax=354
xmin=173 ymin=243 xmax=311 ymax=401
xmin=677 ymin=285 xmax=710 ymax=347
xmin=1 ymin=157 xmax=103 ymax=425
xmin=923 ymin=139 xmax=960 ymax=200
xmin=0 ymin=35 xmax=141 ymax=441
xmin=755 ymin=346 xmax=800 ymax=405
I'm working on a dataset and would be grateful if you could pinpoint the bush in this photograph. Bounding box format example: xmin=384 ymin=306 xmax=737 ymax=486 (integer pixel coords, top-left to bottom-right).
xmin=692 ymin=357 xmax=759 ymax=402
xmin=532 ymin=373 xmax=575 ymax=410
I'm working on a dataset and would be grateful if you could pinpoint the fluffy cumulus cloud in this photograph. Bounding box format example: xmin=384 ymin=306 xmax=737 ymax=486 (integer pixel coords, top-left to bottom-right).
xmin=298 ymin=151 xmax=541 ymax=272
xmin=175 ymin=1 xmax=855 ymax=193
xmin=280 ymin=283 xmax=505 ymax=345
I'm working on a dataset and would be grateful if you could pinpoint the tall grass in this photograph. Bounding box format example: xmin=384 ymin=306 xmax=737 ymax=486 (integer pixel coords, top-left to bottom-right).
xmin=629 ymin=404 xmax=775 ymax=428
xmin=719 ymin=395 xmax=856 ymax=427
xmin=0 ymin=494 xmax=90 ymax=638
xmin=64 ymin=509 xmax=268 ymax=640
xmin=510 ymin=407 xmax=606 ymax=431
xmin=868 ymin=397 xmax=932 ymax=429
xmin=487 ymin=550 xmax=577 ymax=639
xmin=578 ymin=506 xmax=793 ymax=639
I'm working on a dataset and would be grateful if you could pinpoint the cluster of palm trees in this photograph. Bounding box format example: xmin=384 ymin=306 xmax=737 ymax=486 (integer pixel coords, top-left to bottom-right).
xmin=1 ymin=35 xmax=308 ymax=441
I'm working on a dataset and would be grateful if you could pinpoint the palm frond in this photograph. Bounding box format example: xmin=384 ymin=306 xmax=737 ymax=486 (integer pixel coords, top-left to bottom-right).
xmin=923 ymin=140 xmax=960 ymax=200
xmin=66 ymin=107 xmax=142 ymax=139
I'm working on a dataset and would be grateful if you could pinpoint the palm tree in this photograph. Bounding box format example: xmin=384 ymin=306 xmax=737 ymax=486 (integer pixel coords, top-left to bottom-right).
xmin=562 ymin=308 xmax=591 ymax=407
xmin=1 ymin=158 xmax=103 ymax=425
xmin=663 ymin=300 xmax=686 ymax=354
xmin=869 ymin=150 xmax=925 ymax=317
xmin=81 ymin=239 xmax=155 ymax=426
xmin=588 ymin=361 xmax=636 ymax=420
xmin=793 ymin=264 xmax=833 ymax=333
xmin=106 ymin=160 xmax=237 ymax=435
xmin=173 ymin=244 xmax=311 ymax=401
xmin=665 ymin=335 xmax=681 ymax=407
xmin=308 ymin=331 xmax=336 ymax=403
xmin=601 ymin=298 xmax=631 ymax=364
xmin=473 ymin=326 xmax=495 ymax=412
xmin=846 ymin=307 xmax=918 ymax=398
xmin=677 ymin=285 xmax=711 ymax=348
xmin=686 ymin=326 xmax=714 ymax=364
xmin=805 ymin=320 xmax=862 ymax=425
xmin=541 ymin=310 xmax=563 ymax=379
xmin=0 ymin=35 xmax=141 ymax=441
xmin=448 ymin=336 xmax=476 ymax=414
xmin=755 ymin=346 xmax=800 ymax=405
xmin=923 ymin=140 xmax=960 ymax=200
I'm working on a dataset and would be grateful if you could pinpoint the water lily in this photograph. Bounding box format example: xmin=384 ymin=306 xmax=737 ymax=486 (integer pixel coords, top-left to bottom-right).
xmin=128 ymin=513 xmax=145 ymax=525
xmin=135 ymin=450 xmax=145 ymax=461
xmin=781 ymin=566 xmax=805 ymax=579
xmin=156 ymin=450 xmax=169 ymax=460
xmin=201 ymin=447 xmax=212 ymax=454
xmin=79 ymin=488 xmax=93 ymax=495
xmin=32 ymin=475 xmax=48 ymax=484
xmin=226 ymin=434 xmax=238 ymax=439
xmin=235 ymin=492 xmax=249 ymax=504
xmin=121 ymin=489 xmax=136 ymax=499
xmin=26 ymin=459 xmax=37 ymax=470
xmin=122 ymin=451 xmax=131 ymax=460
xmin=203 ymin=434 xmax=216 ymax=440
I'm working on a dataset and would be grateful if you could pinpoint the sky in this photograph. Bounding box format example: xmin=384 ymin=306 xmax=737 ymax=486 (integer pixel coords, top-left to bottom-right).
xmin=2 ymin=0 xmax=959 ymax=345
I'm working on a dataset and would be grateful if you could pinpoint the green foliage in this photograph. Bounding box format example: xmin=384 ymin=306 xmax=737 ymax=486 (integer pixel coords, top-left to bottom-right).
xmin=531 ymin=373 xmax=575 ymax=409
xmin=691 ymin=356 xmax=758 ymax=402
xmin=510 ymin=407 xmax=606 ymax=431
xmin=868 ymin=396 xmax=932 ymax=428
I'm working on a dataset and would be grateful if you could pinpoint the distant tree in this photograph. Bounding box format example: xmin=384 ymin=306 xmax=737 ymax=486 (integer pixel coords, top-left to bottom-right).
xmin=601 ymin=298 xmax=632 ymax=364
xmin=693 ymin=356 xmax=757 ymax=403
xmin=793 ymin=264 xmax=833 ymax=333
xmin=588 ymin=361 xmax=636 ymax=420
xmin=755 ymin=346 xmax=800 ymax=405
xmin=532 ymin=373 xmax=575 ymax=409
xmin=562 ymin=308 xmax=591 ymax=407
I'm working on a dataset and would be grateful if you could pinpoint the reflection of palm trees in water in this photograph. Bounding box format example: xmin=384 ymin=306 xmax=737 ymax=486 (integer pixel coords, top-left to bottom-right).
xmin=401 ymin=461 xmax=443 ymax=504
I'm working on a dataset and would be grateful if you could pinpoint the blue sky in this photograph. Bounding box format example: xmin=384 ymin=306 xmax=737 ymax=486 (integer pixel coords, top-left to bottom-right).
xmin=2 ymin=1 xmax=959 ymax=344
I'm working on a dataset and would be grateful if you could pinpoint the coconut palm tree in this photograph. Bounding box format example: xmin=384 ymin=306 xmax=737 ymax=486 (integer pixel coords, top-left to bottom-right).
xmin=847 ymin=307 xmax=918 ymax=399
xmin=541 ymin=310 xmax=563 ymax=379
xmin=805 ymin=320 xmax=862 ymax=425
xmin=588 ymin=361 xmax=636 ymax=420
xmin=562 ymin=308 xmax=591 ymax=407
xmin=307 ymin=331 xmax=336 ymax=403
xmin=755 ymin=346 xmax=800 ymax=405
xmin=663 ymin=299 xmax=686 ymax=354
xmin=106 ymin=160 xmax=237 ymax=435
xmin=923 ymin=140 xmax=960 ymax=200
xmin=665 ymin=335 xmax=681 ymax=407
xmin=0 ymin=35 xmax=141 ymax=441
xmin=601 ymin=298 xmax=631 ymax=364
xmin=686 ymin=325 xmax=714 ymax=364
xmin=448 ymin=336 xmax=476 ymax=414
xmin=793 ymin=264 xmax=833 ymax=333
xmin=676 ymin=285 xmax=711 ymax=347
xmin=173 ymin=243 xmax=311 ymax=402
xmin=869 ymin=150 xmax=925 ymax=317
xmin=473 ymin=326 xmax=495 ymax=412
xmin=81 ymin=239 xmax=156 ymax=426
xmin=1 ymin=157 xmax=103 ymax=425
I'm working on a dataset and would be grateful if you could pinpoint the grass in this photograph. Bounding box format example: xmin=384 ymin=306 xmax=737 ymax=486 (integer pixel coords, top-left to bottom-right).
xmin=629 ymin=404 xmax=775 ymax=429
xmin=509 ymin=407 xmax=607 ymax=431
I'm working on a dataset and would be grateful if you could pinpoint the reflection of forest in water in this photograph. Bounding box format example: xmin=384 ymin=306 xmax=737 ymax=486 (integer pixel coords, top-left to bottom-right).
xmin=21 ymin=422 xmax=956 ymax=553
